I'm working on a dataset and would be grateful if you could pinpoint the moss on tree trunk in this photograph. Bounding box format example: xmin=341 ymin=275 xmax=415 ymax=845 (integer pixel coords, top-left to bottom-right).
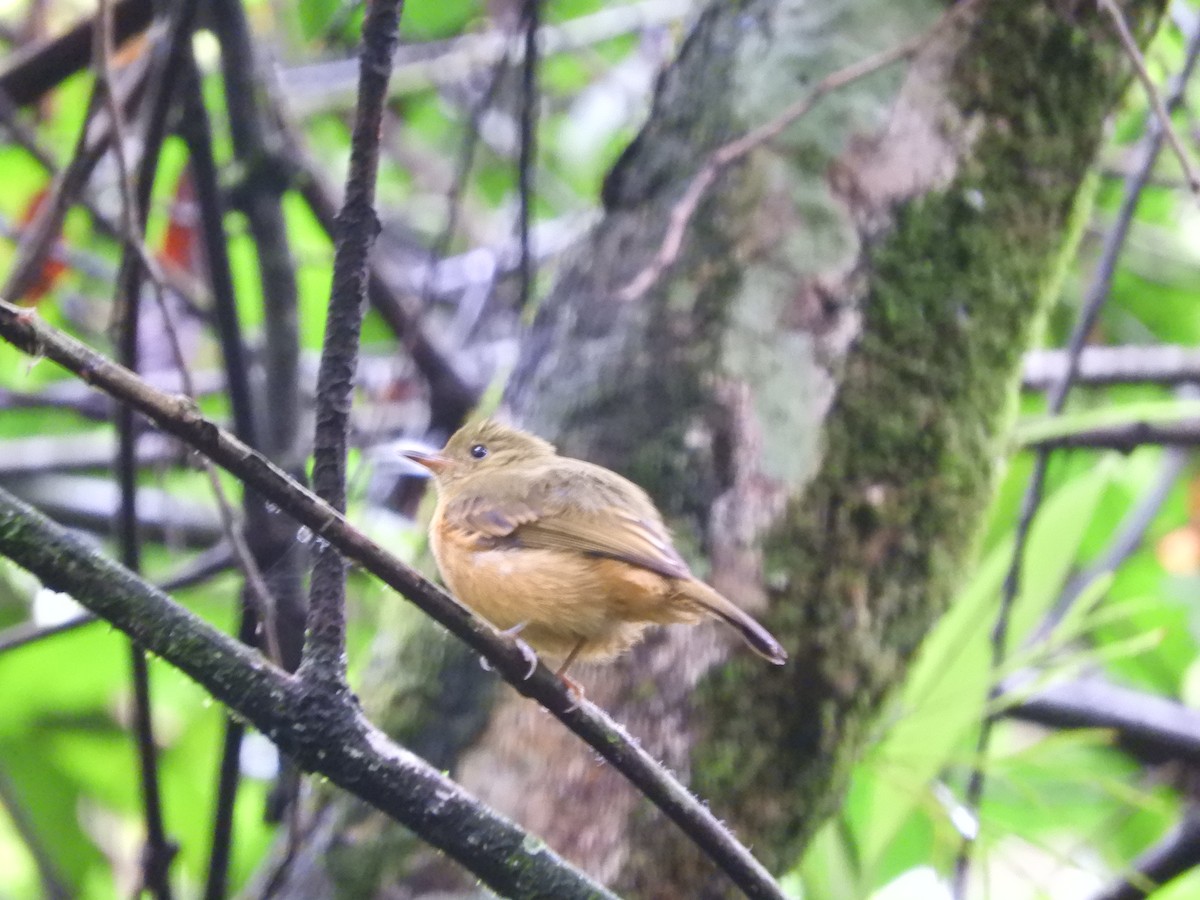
xmin=311 ymin=0 xmax=1168 ymax=896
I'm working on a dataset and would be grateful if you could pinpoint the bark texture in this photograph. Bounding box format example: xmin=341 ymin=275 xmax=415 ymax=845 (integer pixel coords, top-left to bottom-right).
xmin=318 ymin=0 xmax=1167 ymax=896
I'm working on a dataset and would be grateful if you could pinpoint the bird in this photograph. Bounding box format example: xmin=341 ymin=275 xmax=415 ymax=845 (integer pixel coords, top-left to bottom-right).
xmin=402 ymin=419 xmax=787 ymax=679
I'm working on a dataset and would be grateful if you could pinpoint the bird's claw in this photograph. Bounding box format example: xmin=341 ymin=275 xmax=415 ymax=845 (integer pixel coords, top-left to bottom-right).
xmin=559 ymin=674 xmax=585 ymax=711
xmin=496 ymin=622 xmax=538 ymax=679
xmin=514 ymin=636 xmax=538 ymax=679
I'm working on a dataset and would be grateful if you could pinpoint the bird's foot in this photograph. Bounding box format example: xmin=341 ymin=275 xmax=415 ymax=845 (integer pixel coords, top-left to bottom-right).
xmin=513 ymin=638 xmax=538 ymax=679
xmin=496 ymin=622 xmax=538 ymax=679
xmin=558 ymin=674 xmax=585 ymax=711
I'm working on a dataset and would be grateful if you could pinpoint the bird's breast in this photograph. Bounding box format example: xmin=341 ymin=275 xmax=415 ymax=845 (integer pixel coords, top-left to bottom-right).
xmin=429 ymin=514 xmax=687 ymax=657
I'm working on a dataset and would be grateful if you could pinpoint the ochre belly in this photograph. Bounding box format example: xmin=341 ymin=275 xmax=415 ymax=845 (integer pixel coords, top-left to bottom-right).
xmin=431 ymin=530 xmax=694 ymax=662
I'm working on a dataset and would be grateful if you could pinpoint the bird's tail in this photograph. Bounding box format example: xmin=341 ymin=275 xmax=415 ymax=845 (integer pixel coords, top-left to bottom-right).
xmin=679 ymin=578 xmax=787 ymax=665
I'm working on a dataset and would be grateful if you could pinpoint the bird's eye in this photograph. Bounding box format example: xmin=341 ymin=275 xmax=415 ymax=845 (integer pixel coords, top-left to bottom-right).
xmin=470 ymin=444 xmax=488 ymax=460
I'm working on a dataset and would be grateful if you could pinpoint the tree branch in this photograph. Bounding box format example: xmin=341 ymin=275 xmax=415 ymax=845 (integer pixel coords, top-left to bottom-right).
xmin=0 ymin=0 xmax=151 ymax=108
xmin=291 ymin=142 xmax=477 ymax=435
xmin=1023 ymin=419 xmax=1200 ymax=451
xmin=1006 ymin=675 xmax=1200 ymax=765
xmin=1091 ymin=812 xmax=1200 ymax=900
xmin=101 ymin=0 xmax=203 ymax=887
xmin=302 ymin=0 xmax=403 ymax=688
xmin=1022 ymin=346 xmax=1200 ymax=391
xmin=515 ymin=0 xmax=540 ymax=313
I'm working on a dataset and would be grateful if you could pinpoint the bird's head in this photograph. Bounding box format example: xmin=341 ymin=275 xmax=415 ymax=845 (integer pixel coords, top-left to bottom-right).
xmin=401 ymin=419 xmax=557 ymax=488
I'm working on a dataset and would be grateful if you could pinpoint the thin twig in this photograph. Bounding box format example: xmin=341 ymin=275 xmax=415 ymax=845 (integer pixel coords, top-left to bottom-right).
xmin=0 ymin=613 xmax=96 ymax=653
xmin=0 ymin=81 xmax=109 ymax=302
xmin=1098 ymin=0 xmax=1200 ymax=196
xmin=1008 ymin=674 xmax=1200 ymax=766
xmin=176 ymin=54 xmax=288 ymax=899
xmin=301 ymin=0 xmax=405 ymax=687
xmin=0 ymin=299 xmax=788 ymax=900
xmin=419 ymin=46 xmax=510 ymax=337
xmin=1022 ymin=345 xmax=1200 ymax=390
xmin=1031 ymin=444 xmax=1188 ymax=642
xmin=99 ymin=51 xmax=283 ymax=664
xmin=0 ymin=0 xmax=152 ymax=108
xmin=211 ymin=0 xmax=303 ymax=467
xmin=0 ymin=87 xmax=124 ymax=243
xmin=950 ymin=15 xmax=1200 ymax=895
xmin=1023 ymin=419 xmax=1200 ymax=451
xmin=618 ymin=0 xmax=981 ymax=302
xmin=209 ymin=0 xmax=312 ymax=852
xmin=94 ymin=1 xmax=175 ymax=893
xmin=515 ymin=0 xmax=540 ymax=312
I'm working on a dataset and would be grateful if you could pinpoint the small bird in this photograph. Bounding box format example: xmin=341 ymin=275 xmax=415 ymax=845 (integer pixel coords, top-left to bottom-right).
xmin=403 ymin=419 xmax=787 ymax=678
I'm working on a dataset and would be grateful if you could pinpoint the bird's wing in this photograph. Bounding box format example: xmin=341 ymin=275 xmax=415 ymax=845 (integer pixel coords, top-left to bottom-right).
xmin=448 ymin=492 xmax=541 ymax=538
xmin=442 ymin=464 xmax=691 ymax=580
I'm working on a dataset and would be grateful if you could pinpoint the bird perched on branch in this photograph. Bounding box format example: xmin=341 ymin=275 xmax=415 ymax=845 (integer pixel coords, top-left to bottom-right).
xmin=403 ymin=419 xmax=787 ymax=679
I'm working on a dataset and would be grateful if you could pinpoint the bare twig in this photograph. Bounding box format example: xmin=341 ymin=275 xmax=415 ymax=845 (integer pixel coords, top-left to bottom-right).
xmin=301 ymin=0 xmax=404 ymax=687
xmin=1034 ymin=444 xmax=1188 ymax=641
xmin=618 ymin=0 xmax=981 ymax=302
xmin=99 ymin=46 xmax=284 ymax=666
xmin=0 ymin=0 xmax=152 ymax=108
xmin=1023 ymin=345 xmax=1200 ymax=390
xmin=0 ymin=613 xmax=95 ymax=654
xmin=211 ymin=0 xmax=303 ymax=467
xmin=1007 ymin=674 xmax=1200 ymax=766
xmin=0 ymin=88 xmax=125 ymax=244
xmin=100 ymin=0 xmax=209 ymax=890
xmin=209 ymin=0 xmax=312 ymax=859
xmin=951 ymin=14 xmax=1200 ymax=894
xmin=515 ymin=0 xmax=540 ymax=313
xmin=1098 ymin=0 xmax=1200 ymax=196
xmin=292 ymin=143 xmax=477 ymax=434
xmin=9 ymin=474 xmax=223 ymax=545
xmin=0 ymin=432 xmax=181 ymax=474
xmin=1023 ymin=418 xmax=1200 ymax=450
xmin=0 ymin=81 xmax=110 ymax=302
xmin=95 ymin=0 xmax=176 ymax=892
xmin=418 ymin=41 xmax=511 ymax=360
xmin=0 ymin=298 xmax=787 ymax=900
xmin=176 ymin=52 xmax=292 ymax=899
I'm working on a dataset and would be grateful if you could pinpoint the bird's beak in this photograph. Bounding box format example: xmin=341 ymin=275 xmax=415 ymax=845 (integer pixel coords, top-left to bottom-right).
xmin=401 ymin=449 xmax=453 ymax=476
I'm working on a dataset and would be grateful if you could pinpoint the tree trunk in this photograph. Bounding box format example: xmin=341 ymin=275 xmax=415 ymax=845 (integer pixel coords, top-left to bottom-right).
xmin=311 ymin=0 xmax=1167 ymax=895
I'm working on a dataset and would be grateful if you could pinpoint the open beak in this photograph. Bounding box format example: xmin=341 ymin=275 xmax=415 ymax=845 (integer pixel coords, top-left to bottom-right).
xmin=401 ymin=449 xmax=453 ymax=476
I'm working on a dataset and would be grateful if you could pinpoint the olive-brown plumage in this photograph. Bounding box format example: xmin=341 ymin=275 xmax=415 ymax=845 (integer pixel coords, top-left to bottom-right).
xmin=404 ymin=420 xmax=787 ymax=675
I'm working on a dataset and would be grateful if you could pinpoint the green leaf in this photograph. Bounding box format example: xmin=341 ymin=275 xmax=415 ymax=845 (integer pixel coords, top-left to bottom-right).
xmin=850 ymin=459 xmax=1116 ymax=874
xmin=1015 ymin=398 xmax=1200 ymax=447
